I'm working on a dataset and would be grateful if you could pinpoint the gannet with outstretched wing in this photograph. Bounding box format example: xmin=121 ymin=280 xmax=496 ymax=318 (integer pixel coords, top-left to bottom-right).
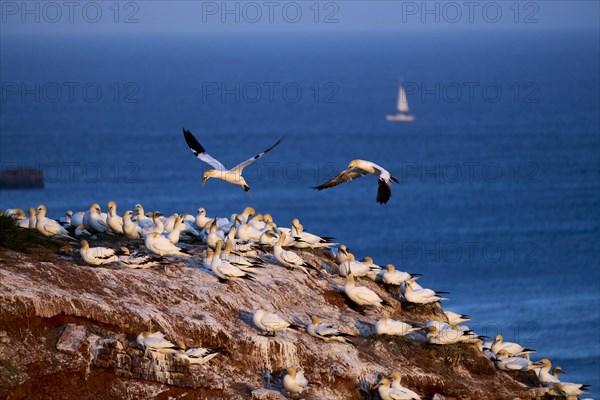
xmin=183 ymin=128 xmax=282 ymax=194
xmin=313 ymin=159 xmax=399 ymax=204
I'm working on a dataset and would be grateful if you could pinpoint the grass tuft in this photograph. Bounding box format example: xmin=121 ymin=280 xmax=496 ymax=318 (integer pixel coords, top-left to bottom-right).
xmin=0 ymin=215 xmax=61 ymax=252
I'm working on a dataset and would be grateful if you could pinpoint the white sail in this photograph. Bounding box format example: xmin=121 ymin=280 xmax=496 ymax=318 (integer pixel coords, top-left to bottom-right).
xmin=397 ymin=85 xmax=410 ymax=113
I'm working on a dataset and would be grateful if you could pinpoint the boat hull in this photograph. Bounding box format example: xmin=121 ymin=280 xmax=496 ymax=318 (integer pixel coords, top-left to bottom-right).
xmin=386 ymin=113 xmax=416 ymax=122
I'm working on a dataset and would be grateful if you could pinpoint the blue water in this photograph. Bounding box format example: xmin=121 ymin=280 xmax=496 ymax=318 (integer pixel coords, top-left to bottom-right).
xmin=1 ymin=31 xmax=599 ymax=395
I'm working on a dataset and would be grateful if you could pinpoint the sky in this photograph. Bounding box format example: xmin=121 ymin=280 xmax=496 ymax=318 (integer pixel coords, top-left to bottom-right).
xmin=1 ymin=1 xmax=598 ymax=35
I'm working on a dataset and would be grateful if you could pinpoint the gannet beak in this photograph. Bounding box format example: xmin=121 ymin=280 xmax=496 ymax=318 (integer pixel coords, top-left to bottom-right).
xmin=201 ymin=178 xmax=207 ymax=188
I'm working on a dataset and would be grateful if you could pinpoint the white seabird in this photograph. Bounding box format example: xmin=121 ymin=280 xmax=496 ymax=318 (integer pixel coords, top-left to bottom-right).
xmin=144 ymin=232 xmax=190 ymax=257
xmin=80 ymin=240 xmax=120 ymax=266
xmin=493 ymin=349 xmax=540 ymax=371
xmin=283 ymin=367 xmax=309 ymax=395
xmin=444 ymin=311 xmax=471 ymax=325
xmin=490 ymin=334 xmax=535 ymax=357
xmin=375 ymin=378 xmax=418 ymax=400
xmin=402 ymin=280 xmax=448 ymax=304
xmin=375 ymin=317 xmax=419 ymax=337
xmin=107 ymin=201 xmax=124 ymax=234
xmin=344 ymin=274 xmax=390 ymax=309
xmin=273 ymin=233 xmax=314 ymax=276
xmin=183 ymin=128 xmax=282 ymax=194
xmin=306 ymin=315 xmax=354 ymax=343
xmin=252 ymin=309 xmax=299 ymax=336
xmin=211 ymin=241 xmax=256 ymax=282
xmin=136 ymin=331 xmax=185 ymax=354
xmin=382 ymin=264 xmax=420 ymax=285
xmin=122 ymin=210 xmax=142 ymax=240
xmin=35 ymin=205 xmax=75 ymax=241
xmin=313 ymin=159 xmax=399 ymax=204
xmin=173 ymin=346 xmax=224 ymax=365
xmin=390 ymin=371 xmax=422 ymax=400
xmin=118 ymin=248 xmax=163 ymax=269
xmin=85 ymin=203 xmax=110 ymax=234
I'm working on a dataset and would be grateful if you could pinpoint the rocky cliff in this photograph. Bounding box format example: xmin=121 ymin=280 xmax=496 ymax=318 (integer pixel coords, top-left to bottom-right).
xmin=0 ymin=235 xmax=547 ymax=400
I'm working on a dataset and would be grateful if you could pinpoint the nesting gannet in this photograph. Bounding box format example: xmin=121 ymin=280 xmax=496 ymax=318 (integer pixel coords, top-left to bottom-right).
xmin=85 ymin=204 xmax=110 ymax=234
xmin=235 ymin=219 xmax=264 ymax=242
xmin=313 ymin=159 xmax=399 ymax=204
xmin=382 ymin=264 xmax=420 ymax=285
xmin=390 ymin=371 xmax=422 ymax=400
xmin=426 ymin=325 xmax=468 ymax=345
xmin=75 ymin=224 xmax=91 ymax=237
xmin=252 ymin=309 xmax=299 ymax=336
xmin=536 ymin=359 xmax=561 ymax=386
xmin=339 ymin=254 xmax=378 ymax=278
xmin=71 ymin=211 xmax=84 ymax=228
xmin=118 ymin=248 xmax=163 ymax=269
xmin=211 ymin=241 xmax=256 ymax=282
xmin=360 ymin=256 xmax=383 ymax=281
xmin=444 ymin=311 xmax=471 ymax=325
xmin=63 ymin=210 xmax=73 ymax=226
xmin=144 ymin=232 xmax=190 ymax=257
xmin=290 ymin=218 xmax=335 ymax=248
xmin=344 ymin=275 xmax=391 ymax=308
xmin=490 ymin=334 xmax=535 ymax=357
xmin=16 ymin=211 xmax=30 ymax=228
xmin=4 ymin=208 xmax=24 ymax=219
xmin=174 ymin=346 xmax=224 ymax=365
xmin=123 ymin=210 xmax=142 ymax=240
xmin=283 ymin=367 xmax=309 ymax=395
xmin=259 ymin=229 xmax=279 ymax=247
xmin=166 ymin=214 xmax=188 ymax=244
xmin=221 ymin=240 xmax=263 ymax=270
xmin=80 ymin=240 xmax=120 ymax=265
xmin=375 ymin=317 xmax=419 ymax=337
xmin=306 ymin=315 xmax=354 ymax=343
xmin=35 ymin=205 xmax=75 ymax=241
xmin=274 ymin=233 xmax=314 ymax=275
xmin=140 ymin=212 xmax=165 ymax=236
xmin=549 ymin=381 xmax=590 ymax=397
xmin=375 ymin=378 xmax=417 ymax=400
xmin=27 ymin=208 xmax=37 ymax=229
xmin=136 ymin=332 xmax=185 ymax=354
xmin=335 ymin=244 xmax=350 ymax=264
xmin=183 ymin=128 xmax=282 ymax=193
xmin=402 ymin=280 xmax=448 ymax=304
xmin=206 ymin=219 xmax=226 ymax=249
xmin=493 ymin=350 xmax=540 ymax=371
xmin=106 ymin=201 xmax=124 ymax=234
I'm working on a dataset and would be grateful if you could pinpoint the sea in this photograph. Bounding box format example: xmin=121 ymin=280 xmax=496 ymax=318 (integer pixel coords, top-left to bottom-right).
xmin=1 ymin=29 xmax=599 ymax=396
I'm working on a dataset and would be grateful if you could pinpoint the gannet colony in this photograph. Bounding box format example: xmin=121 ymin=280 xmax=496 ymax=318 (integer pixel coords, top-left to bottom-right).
xmin=0 ymin=131 xmax=590 ymax=399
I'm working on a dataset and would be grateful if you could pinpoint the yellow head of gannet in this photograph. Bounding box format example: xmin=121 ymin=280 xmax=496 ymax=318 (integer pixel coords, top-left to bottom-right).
xmin=390 ymin=371 xmax=403 ymax=382
xmin=107 ymin=200 xmax=116 ymax=212
xmin=263 ymin=214 xmax=273 ymax=224
xmin=427 ymin=325 xmax=439 ymax=335
xmin=80 ymin=240 xmax=90 ymax=250
xmin=278 ymin=232 xmax=287 ymax=245
xmin=386 ymin=264 xmax=395 ymax=272
xmin=362 ymin=256 xmax=373 ymax=265
xmin=375 ymin=378 xmax=392 ymax=389
xmin=242 ymin=207 xmax=256 ymax=217
xmin=36 ymin=204 xmax=47 ymax=216
xmin=123 ymin=210 xmax=133 ymax=219
xmin=346 ymin=274 xmax=356 ymax=286
xmin=89 ymin=203 xmax=101 ymax=213
xmin=201 ymin=170 xmax=219 ymax=187
xmin=120 ymin=247 xmax=131 ymax=255
xmin=310 ymin=315 xmax=321 ymax=324
xmin=286 ymin=367 xmax=297 ymax=378
xmin=224 ymin=240 xmax=233 ymax=253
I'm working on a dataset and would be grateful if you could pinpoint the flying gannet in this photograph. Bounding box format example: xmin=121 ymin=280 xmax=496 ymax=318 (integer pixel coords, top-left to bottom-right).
xmin=183 ymin=128 xmax=282 ymax=194
xmin=313 ymin=159 xmax=399 ymax=204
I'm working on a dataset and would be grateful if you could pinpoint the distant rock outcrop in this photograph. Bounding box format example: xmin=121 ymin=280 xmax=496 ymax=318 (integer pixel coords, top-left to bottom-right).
xmin=0 ymin=241 xmax=546 ymax=399
xmin=0 ymin=168 xmax=44 ymax=189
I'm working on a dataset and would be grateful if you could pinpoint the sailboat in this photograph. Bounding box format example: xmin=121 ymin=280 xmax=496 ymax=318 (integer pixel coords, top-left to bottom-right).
xmin=386 ymin=82 xmax=415 ymax=122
